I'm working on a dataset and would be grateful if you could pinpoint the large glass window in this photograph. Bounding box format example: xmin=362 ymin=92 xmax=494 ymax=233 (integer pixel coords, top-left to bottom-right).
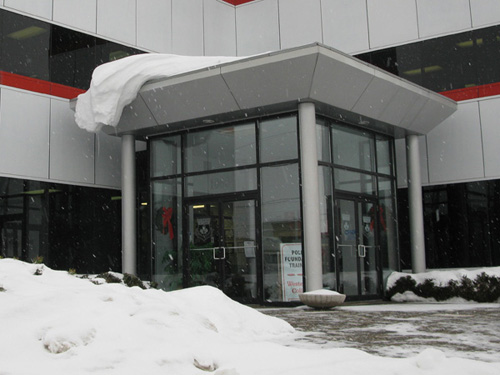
xmin=0 ymin=9 xmax=144 ymax=89
xmin=356 ymin=24 xmax=500 ymax=93
xmin=260 ymin=116 xmax=298 ymax=163
xmin=185 ymin=169 xmax=257 ymax=197
xmin=398 ymin=180 xmax=500 ymax=270
xmin=319 ymin=117 xmax=399 ymax=290
xmin=151 ymin=136 xmax=181 ymax=178
xmin=318 ymin=165 xmax=335 ymax=290
xmin=0 ymin=177 xmax=121 ymax=273
xmin=152 ymin=179 xmax=183 ymax=290
xmin=261 ymin=163 xmax=302 ymax=302
xmin=332 ymin=125 xmax=375 ymax=172
xmin=185 ymin=123 xmax=256 ymax=173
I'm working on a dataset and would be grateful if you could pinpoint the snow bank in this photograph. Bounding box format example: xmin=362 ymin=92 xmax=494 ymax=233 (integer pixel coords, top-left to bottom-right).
xmin=1 ymin=259 xmax=499 ymax=375
xmin=74 ymin=54 xmax=242 ymax=132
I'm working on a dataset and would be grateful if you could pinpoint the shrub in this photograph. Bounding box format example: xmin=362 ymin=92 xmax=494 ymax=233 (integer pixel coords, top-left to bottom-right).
xmin=387 ymin=272 xmax=500 ymax=303
xmin=96 ymin=272 xmax=121 ymax=284
xmin=32 ymin=256 xmax=44 ymax=264
xmin=123 ymin=273 xmax=146 ymax=289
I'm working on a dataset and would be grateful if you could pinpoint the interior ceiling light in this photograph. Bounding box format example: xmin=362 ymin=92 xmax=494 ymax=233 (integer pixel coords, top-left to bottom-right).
xmin=7 ymin=26 xmax=47 ymax=40
xmin=109 ymin=50 xmax=130 ymax=61
xmin=456 ymin=38 xmax=483 ymax=48
xmin=403 ymin=65 xmax=442 ymax=76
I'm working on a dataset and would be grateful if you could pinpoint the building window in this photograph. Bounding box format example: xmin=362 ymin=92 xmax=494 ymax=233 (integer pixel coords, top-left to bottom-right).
xmin=0 ymin=9 xmax=144 ymax=90
xmin=398 ymin=180 xmax=500 ymax=270
xmin=356 ymin=24 xmax=500 ymax=93
xmin=0 ymin=177 xmax=121 ymax=273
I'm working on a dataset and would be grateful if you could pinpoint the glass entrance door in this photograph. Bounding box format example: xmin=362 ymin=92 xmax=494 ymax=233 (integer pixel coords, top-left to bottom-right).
xmin=335 ymin=198 xmax=381 ymax=297
xmin=187 ymin=199 xmax=258 ymax=302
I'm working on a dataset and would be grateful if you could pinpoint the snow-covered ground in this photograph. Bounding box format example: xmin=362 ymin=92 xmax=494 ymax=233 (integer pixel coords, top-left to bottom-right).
xmin=1 ymin=259 xmax=499 ymax=375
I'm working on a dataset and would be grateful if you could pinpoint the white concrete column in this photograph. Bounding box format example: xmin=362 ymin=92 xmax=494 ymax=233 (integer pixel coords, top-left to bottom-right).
xmin=121 ymin=134 xmax=137 ymax=275
xmin=298 ymin=102 xmax=323 ymax=291
xmin=406 ymin=134 xmax=426 ymax=273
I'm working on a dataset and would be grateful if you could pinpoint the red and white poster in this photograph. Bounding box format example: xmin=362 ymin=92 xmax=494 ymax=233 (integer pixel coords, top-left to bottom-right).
xmin=280 ymin=243 xmax=303 ymax=301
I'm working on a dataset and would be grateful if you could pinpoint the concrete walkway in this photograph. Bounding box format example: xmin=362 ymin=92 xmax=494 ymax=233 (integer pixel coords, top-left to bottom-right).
xmin=261 ymin=302 xmax=500 ymax=363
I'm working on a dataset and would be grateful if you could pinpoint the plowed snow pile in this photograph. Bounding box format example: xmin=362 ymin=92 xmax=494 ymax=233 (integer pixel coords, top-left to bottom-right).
xmin=1 ymin=259 xmax=498 ymax=375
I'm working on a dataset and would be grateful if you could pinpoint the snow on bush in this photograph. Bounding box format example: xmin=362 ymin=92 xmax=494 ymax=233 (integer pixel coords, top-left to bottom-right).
xmin=387 ymin=267 xmax=500 ymax=303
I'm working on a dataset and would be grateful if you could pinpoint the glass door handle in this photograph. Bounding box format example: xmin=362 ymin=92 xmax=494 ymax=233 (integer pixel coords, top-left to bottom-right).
xmin=213 ymin=247 xmax=226 ymax=260
xmin=358 ymin=245 xmax=366 ymax=258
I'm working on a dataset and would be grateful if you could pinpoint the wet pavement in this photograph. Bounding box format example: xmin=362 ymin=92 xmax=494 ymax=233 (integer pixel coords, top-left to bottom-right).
xmin=260 ymin=302 xmax=500 ymax=363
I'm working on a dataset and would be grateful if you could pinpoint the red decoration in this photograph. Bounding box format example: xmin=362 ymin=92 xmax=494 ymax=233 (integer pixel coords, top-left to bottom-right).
xmin=162 ymin=207 xmax=174 ymax=240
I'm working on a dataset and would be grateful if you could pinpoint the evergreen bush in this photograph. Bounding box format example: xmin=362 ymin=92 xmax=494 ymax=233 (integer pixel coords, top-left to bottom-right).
xmin=387 ymin=272 xmax=500 ymax=302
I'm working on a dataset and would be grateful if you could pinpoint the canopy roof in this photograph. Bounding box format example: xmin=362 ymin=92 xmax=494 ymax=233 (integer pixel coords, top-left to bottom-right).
xmin=104 ymin=43 xmax=456 ymax=139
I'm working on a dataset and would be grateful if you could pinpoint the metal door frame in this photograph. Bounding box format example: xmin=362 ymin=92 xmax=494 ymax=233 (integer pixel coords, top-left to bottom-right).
xmin=334 ymin=194 xmax=383 ymax=298
xmin=183 ymin=192 xmax=260 ymax=303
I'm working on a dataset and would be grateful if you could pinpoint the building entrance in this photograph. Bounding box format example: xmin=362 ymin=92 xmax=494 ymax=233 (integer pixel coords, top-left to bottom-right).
xmin=185 ymin=197 xmax=258 ymax=302
xmin=335 ymin=197 xmax=382 ymax=298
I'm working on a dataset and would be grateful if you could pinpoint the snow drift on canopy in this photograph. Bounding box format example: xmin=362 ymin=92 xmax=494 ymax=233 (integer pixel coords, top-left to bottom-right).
xmin=74 ymin=54 xmax=242 ymax=132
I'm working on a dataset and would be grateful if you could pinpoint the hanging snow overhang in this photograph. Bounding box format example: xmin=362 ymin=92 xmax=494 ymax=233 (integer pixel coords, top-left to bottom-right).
xmin=101 ymin=43 xmax=457 ymax=139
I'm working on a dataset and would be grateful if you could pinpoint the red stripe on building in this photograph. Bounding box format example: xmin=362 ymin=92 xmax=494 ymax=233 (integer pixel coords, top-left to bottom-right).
xmin=221 ymin=0 xmax=255 ymax=5
xmin=440 ymin=82 xmax=500 ymax=101
xmin=0 ymin=71 xmax=86 ymax=99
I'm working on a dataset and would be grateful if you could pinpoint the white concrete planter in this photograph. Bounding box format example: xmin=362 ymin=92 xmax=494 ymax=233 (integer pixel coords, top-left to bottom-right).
xmin=299 ymin=290 xmax=346 ymax=309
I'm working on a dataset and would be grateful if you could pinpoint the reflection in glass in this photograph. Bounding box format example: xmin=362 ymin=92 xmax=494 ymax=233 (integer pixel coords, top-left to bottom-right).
xmin=185 ymin=169 xmax=257 ymax=197
xmin=0 ymin=9 xmax=144 ymax=89
xmin=152 ymin=179 xmax=183 ymax=290
xmin=0 ymin=176 xmax=121 ymax=273
xmin=334 ymin=169 xmax=376 ymax=195
xmin=358 ymin=201 xmax=378 ymax=296
xmin=332 ymin=125 xmax=375 ymax=172
xmin=376 ymin=136 xmax=393 ymax=176
xmin=260 ymin=116 xmax=298 ymax=163
xmin=185 ymin=124 xmax=256 ymax=173
xmin=356 ymin=24 xmax=500 ymax=93
xmin=336 ymin=199 xmax=357 ymax=295
xmin=261 ymin=164 xmax=302 ymax=302
xmin=318 ymin=166 xmax=335 ymax=290
xmin=188 ymin=200 xmax=257 ymax=301
xmin=152 ymin=135 xmax=181 ymax=177
xmin=316 ymin=121 xmax=331 ymax=163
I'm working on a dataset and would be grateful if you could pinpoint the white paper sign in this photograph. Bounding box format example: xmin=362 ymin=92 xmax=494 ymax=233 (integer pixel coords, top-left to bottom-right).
xmin=280 ymin=243 xmax=303 ymax=301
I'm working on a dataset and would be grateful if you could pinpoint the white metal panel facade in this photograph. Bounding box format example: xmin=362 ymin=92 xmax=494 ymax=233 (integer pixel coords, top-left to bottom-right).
xmin=235 ymin=0 xmax=280 ymax=56
xmin=97 ymin=0 xmax=137 ymax=45
xmin=94 ymin=132 xmax=121 ymax=188
xmin=204 ymin=0 xmax=236 ymax=56
xmin=49 ymin=98 xmax=95 ymax=185
xmin=426 ymin=101 xmax=484 ymax=184
xmin=0 ymin=89 xmax=50 ymax=179
xmin=53 ymin=0 xmax=97 ymax=34
xmin=137 ymin=0 xmax=172 ymax=53
xmin=172 ymin=0 xmax=204 ymax=55
xmin=470 ymin=0 xmax=500 ymax=28
xmin=321 ymin=0 xmax=369 ymax=54
xmin=366 ymin=0 xmax=419 ymax=49
xmin=416 ymin=0 xmax=471 ymax=38
xmin=479 ymin=97 xmax=500 ymax=178
xmin=4 ymin=0 xmax=52 ymax=20
xmin=278 ymin=0 xmax=322 ymax=49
